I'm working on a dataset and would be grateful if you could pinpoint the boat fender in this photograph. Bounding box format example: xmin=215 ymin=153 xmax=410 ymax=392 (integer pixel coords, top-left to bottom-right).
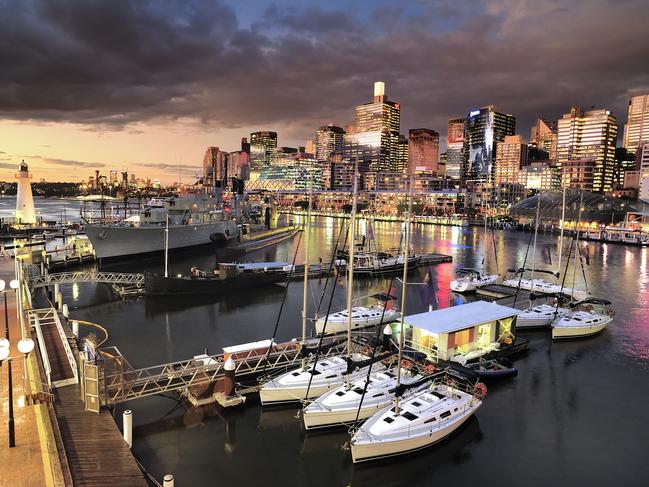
xmin=475 ymin=382 xmax=488 ymax=399
xmin=210 ymin=232 xmax=227 ymax=242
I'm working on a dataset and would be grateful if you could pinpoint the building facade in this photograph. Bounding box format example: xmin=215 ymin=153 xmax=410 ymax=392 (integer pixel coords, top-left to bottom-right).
xmin=639 ymin=142 xmax=649 ymax=201
xmin=556 ymin=106 xmax=618 ymax=193
xmin=446 ymin=117 xmax=465 ymax=180
xmin=623 ymin=94 xmax=649 ymax=153
xmin=408 ymin=128 xmax=440 ymax=175
xmin=463 ymin=106 xmax=516 ymax=183
xmin=203 ymin=146 xmax=229 ymax=187
xmin=249 ymin=131 xmax=278 ymax=173
xmin=519 ymin=161 xmax=561 ymax=191
xmin=530 ymin=118 xmax=558 ymax=161
xmin=315 ymin=125 xmax=344 ymax=164
xmin=494 ymin=135 xmax=528 ymax=185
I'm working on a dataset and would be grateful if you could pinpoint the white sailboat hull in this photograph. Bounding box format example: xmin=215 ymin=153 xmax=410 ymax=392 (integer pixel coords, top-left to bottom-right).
xmin=315 ymin=308 xmax=400 ymax=335
xmin=517 ymin=305 xmax=568 ymax=329
xmin=551 ymin=319 xmax=610 ymax=340
xmin=260 ymin=382 xmax=341 ymax=405
xmin=450 ymin=274 xmax=499 ymax=293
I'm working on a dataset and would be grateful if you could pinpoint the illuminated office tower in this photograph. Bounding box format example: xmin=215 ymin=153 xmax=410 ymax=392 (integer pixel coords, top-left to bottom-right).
xmin=530 ymin=118 xmax=558 ymax=161
xmin=397 ymin=134 xmax=409 ymax=173
xmin=557 ymin=106 xmax=618 ymax=193
xmin=623 ymin=94 xmax=649 ymax=153
xmin=446 ymin=117 xmax=465 ymax=180
xmin=638 ymin=142 xmax=649 ymax=200
xmin=408 ymin=128 xmax=440 ymax=174
xmin=203 ymin=146 xmax=229 ymax=187
xmin=494 ymin=135 xmax=528 ymax=184
xmin=249 ymin=131 xmax=278 ymax=172
xmin=316 ymin=124 xmax=345 ymax=163
xmin=344 ymin=81 xmax=401 ymax=172
xmin=463 ymin=106 xmax=516 ymax=182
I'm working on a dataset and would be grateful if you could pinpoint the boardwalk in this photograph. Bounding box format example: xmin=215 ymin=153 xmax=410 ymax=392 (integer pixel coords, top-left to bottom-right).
xmin=54 ymin=385 xmax=148 ymax=487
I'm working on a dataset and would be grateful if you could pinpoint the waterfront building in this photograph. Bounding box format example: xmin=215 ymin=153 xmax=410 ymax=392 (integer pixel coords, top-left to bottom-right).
xmin=530 ymin=118 xmax=558 ymax=161
xmin=397 ymin=134 xmax=409 ymax=173
xmin=324 ymin=159 xmax=356 ymax=190
xmin=408 ymin=128 xmax=440 ymax=175
xmin=259 ymin=150 xmax=323 ymax=190
xmin=463 ymin=106 xmax=516 ymax=183
xmin=446 ymin=117 xmax=465 ymax=180
xmin=121 ymin=170 xmax=128 ymax=190
xmin=203 ymin=146 xmax=229 ymax=187
xmin=228 ymin=150 xmax=250 ymax=180
xmin=343 ymin=81 xmax=401 ymax=173
xmin=494 ymin=135 xmax=528 ymax=185
xmin=109 ymin=170 xmax=118 ymax=186
xmin=561 ymin=158 xmax=598 ymax=191
xmin=439 ymin=152 xmax=447 ymax=177
xmin=556 ymin=106 xmax=618 ymax=193
xmin=316 ymin=124 xmax=345 ymax=164
xmin=363 ymin=172 xmax=407 ymax=191
xmin=520 ymin=161 xmax=561 ymax=191
xmin=639 ymin=142 xmax=649 ymax=201
xmin=249 ymin=131 xmax=278 ymax=173
xmin=623 ymin=94 xmax=649 ymax=152
xmin=305 ymin=139 xmax=316 ymax=155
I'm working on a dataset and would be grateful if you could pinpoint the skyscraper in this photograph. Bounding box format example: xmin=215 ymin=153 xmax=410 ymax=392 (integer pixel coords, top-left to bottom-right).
xmin=463 ymin=106 xmax=516 ymax=182
xmin=530 ymin=118 xmax=558 ymax=161
xmin=344 ymin=81 xmax=401 ymax=172
xmin=623 ymin=94 xmax=649 ymax=153
xmin=315 ymin=124 xmax=345 ymax=163
xmin=494 ymin=135 xmax=528 ymax=184
xmin=397 ymin=134 xmax=409 ymax=173
xmin=638 ymin=142 xmax=649 ymax=201
xmin=408 ymin=128 xmax=440 ymax=174
xmin=446 ymin=117 xmax=465 ymax=180
xmin=203 ymin=146 xmax=229 ymax=186
xmin=556 ymin=106 xmax=618 ymax=193
xmin=249 ymin=131 xmax=278 ymax=172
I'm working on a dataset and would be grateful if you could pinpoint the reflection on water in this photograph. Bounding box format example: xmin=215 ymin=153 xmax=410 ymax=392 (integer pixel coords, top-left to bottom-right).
xmin=58 ymin=217 xmax=649 ymax=486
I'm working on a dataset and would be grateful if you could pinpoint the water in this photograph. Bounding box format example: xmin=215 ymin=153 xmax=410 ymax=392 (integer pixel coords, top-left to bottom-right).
xmin=48 ymin=217 xmax=649 ymax=486
xmin=0 ymin=195 xmax=106 ymax=223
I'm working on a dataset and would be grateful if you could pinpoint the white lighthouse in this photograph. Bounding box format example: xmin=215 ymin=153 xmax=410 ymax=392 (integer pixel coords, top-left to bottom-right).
xmin=15 ymin=160 xmax=36 ymax=225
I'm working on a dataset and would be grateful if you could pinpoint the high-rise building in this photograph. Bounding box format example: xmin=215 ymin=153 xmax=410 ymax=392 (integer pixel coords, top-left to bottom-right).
xmin=623 ymin=94 xmax=649 ymax=152
xmin=530 ymin=118 xmax=558 ymax=161
xmin=343 ymin=81 xmax=401 ymax=172
xmin=397 ymin=134 xmax=409 ymax=173
xmin=494 ymin=135 xmax=528 ymax=184
xmin=463 ymin=106 xmax=516 ymax=182
xmin=203 ymin=146 xmax=229 ymax=186
xmin=249 ymin=131 xmax=278 ymax=172
xmin=561 ymin=158 xmax=598 ymax=192
xmin=556 ymin=106 xmax=618 ymax=193
xmin=408 ymin=128 xmax=439 ymax=175
xmin=304 ymin=139 xmax=316 ymax=156
xmin=446 ymin=118 xmax=465 ymax=180
xmin=228 ymin=150 xmax=250 ymax=180
xmin=109 ymin=170 xmax=118 ymax=186
xmin=438 ymin=152 xmax=447 ymax=177
xmin=638 ymin=142 xmax=649 ymax=201
xmin=241 ymin=137 xmax=250 ymax=154
xmin=613 ymin=147 xmax=638 ymax=187
xmin=520 ymin=161 xmax=561 ymax=191
xmin=315 ymin=124 xmax=345 ymax=164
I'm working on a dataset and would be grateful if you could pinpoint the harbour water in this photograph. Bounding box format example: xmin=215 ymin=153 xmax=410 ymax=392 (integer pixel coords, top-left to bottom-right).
xmin=35 ymin=214 xmax=647 ymax=487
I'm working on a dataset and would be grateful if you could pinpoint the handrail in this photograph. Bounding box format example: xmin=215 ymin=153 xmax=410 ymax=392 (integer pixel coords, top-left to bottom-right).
xmin=27 ymin=271 xmax=145 ymax=290
xmin=30 ymin=313 xmax=52 ymax=386
xmin=52 ymin=312 xmax=79 ymax=385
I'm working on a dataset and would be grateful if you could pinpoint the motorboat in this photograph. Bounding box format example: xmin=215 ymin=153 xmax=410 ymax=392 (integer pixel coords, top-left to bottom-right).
xmin=350 ymin=374 xmax=485 ymax=463
xmin=464 ymin=359 xmax=517 ymax=381
xmin=259 ymin=352 xmax=386 ymax=405
xmin=552 ymin=298 xmax=614 ymax=340
xmin=450 ymin=268 xmax=499 ymax=293
xmin=303 ymin=365 xmax=428 ymax=430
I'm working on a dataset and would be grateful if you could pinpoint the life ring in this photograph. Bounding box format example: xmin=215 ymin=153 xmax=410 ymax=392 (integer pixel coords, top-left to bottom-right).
xmin=400 ymin=359 xmax=413 ymax=369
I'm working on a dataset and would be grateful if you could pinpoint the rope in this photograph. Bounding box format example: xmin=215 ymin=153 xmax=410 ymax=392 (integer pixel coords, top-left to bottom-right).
xmin=512 ymin=223 xmax=536 ymax=308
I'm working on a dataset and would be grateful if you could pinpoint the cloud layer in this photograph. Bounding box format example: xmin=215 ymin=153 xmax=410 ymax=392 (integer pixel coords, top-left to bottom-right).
xmin=1 ymin=0 xmax=648 ymax=145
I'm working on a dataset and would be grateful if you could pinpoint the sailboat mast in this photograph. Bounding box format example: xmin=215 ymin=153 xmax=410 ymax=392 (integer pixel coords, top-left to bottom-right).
xmin=164 ymin=214 xmax=169 ymax=278
xmin=530 ymin=193 xmax=541 ymax=296
xmin=395 ymin=175 xmax=414 ymax=412
xmin=557 ymin=186 xmax=566 ymax=277
xmin=346 ymin=163 xmax=359 ymax=355
xmin=301 ymin=179 xmax=313 ymax=355
xmin=571 ymin=190 xmax=584 ymax=300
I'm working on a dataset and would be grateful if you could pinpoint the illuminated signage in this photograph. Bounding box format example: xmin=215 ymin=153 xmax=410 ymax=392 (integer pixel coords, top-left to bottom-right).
xmin=469 ymin=110 xmax=480 ymax=117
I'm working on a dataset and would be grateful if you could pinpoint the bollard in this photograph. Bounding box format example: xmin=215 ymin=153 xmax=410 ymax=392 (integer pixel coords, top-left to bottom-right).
xmin=123 ymin=410 xmax=133 ymax=448
xmin=223 ymin=357 xmax=236 ymax=396
xmin=56 ymin=292 xmax=63 ymax=311
xmin=382 ymin=324 xmax=393 ymax=350
xmin=72 ymin=321 xmax=79 ymax=338
xmin=62 ymin=304 xmax=69 ymax=319
xmin=163 ymin=474 xmax=174 ymax=487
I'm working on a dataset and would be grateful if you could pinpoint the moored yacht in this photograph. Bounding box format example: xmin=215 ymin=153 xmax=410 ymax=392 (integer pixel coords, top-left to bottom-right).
xmin=315 ymin=294 xmax=399 ymax=335
xmin=350 ymin=375 xmax=485 ymax=463
xmin=450 ymin=268 xmax=499 ymax=293
xmin=552 ymin=298 xmax=614 ymax=340
xmin=517 ymin=303 xmax=569 ymax=329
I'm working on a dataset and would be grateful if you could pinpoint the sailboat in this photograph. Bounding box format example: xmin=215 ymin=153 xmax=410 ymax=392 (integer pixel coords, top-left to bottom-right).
xmin=450 ymin=268 xmax=499 ymax=293
xmin=314 ymin=292 xmax=400 ymax=335
xmin=259 ymin=168 xmax=387 ymax=405
xmin=551 ymin=298 xmax=614 ymax=339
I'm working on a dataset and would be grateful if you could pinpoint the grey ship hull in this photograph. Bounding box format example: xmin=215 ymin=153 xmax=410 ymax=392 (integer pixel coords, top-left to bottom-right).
xmin=85 ymin=220 xmax=238 ymax=259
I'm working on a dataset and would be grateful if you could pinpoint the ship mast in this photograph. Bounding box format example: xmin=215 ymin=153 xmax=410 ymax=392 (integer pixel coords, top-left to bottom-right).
xmin=301 ymin=178 xmax=313 ymax=367
xmin=346 ymin=162 xmax=359 ymax=356
xmin=164 ymin=214 xmax=169 ymax=278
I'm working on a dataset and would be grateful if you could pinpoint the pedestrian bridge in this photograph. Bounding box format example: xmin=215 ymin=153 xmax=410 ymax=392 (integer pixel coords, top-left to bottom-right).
xmin=27 ymin=271 xmax=145 ymax=290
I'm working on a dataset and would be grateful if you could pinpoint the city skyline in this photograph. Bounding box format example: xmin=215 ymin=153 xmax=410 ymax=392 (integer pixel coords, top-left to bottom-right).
xmin=1 ymin=0 xmax=648 ymax=184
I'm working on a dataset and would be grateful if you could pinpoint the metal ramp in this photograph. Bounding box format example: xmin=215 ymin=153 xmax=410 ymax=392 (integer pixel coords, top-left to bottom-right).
xmin=28 ymin=308 xmax=79 ymax=387
xmin=27 ymin=272 xmax=145 ymax=290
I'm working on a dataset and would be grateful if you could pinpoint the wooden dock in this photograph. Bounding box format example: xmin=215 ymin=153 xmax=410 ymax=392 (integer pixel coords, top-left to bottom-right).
xmin=54 ymin=385 xmax=148 ymax=487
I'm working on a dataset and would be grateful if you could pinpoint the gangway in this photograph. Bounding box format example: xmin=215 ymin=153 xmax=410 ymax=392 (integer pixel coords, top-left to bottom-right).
xmin=28 ymin=307 xmax=78 ymax=387
xmin=94 ymin=339 xmax=349 ymax=406
xmin=28 ymin=271 xmax=145 ymax=290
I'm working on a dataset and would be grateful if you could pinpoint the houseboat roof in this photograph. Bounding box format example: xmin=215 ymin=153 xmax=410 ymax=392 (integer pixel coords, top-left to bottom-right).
xmin=229 ymin=261 xmax=290 ymax=271
xmin=404 ymin=301 xmax=520 ymax=335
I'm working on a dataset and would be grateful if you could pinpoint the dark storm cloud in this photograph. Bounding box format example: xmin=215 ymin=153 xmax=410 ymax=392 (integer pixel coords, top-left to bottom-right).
xmin=20 ymin=155 xmax=106 ymax=168
xmin=0 ymin=0 xmax=648 ymax=142
xmin=138 ymin=162 xmax=202 ymax=173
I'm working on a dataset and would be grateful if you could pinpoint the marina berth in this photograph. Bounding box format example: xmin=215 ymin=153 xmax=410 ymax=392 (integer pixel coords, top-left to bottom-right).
xmin=350 ymin=373 xmax=485 ymax=463
xmin=552 ymin=298 xmax=614 ymax=340
xmin=450 ymin=268 xmax=499 ymax=293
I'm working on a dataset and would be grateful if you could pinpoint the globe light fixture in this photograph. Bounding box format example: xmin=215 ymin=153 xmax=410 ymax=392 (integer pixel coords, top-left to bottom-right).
xmin=9 ymin=279 xmax=19 ymax=290
xmin=0 ymin=338 xmax=9 ymax=350
xmin=0 ymin=346 xmax=9 ymax=361
xmin=17 ymin=338 xmax=34 ymax=355
xmin=0 ymin=279 xmax=5 ymax=292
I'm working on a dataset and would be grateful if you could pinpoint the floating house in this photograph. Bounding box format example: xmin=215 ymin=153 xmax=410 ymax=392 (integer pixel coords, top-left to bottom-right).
xmin=399 ymin=301 xmax=521 ymax=364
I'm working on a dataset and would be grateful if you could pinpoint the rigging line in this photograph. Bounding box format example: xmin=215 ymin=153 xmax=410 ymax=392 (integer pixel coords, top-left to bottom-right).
xmin=554 ymin=235 xmax=576 ymax=319
xmin=304 ymin=224 xmax=350 ymax=400
xmin=491 ymin=226 xmax=500 ymax=275
xmin=512 ymin=222 xmax=536 ymax=309
xmin=352 ymin=225 xmax=405 ymax=427
xmin=312 ymin=220 xmax=345 ymax=323
xmin=579 ymin=242 xmax=590 ymax=294
xmin=260 ymin=230 xmax=303 ymax=376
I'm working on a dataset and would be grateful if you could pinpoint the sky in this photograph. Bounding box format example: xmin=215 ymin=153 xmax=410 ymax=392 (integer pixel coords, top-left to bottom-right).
xmin=1 ymin=0 xmax=648 ymax=184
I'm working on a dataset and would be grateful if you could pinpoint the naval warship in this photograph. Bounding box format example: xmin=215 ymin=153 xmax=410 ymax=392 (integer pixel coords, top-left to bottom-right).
xmin=85 ymin=192 xmax=238 ymax=259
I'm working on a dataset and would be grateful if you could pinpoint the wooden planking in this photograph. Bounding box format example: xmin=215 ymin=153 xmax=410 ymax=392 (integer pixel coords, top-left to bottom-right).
xmin=41 ymin=322 xmax=75 ymax=382
xmin=54 ymin=386 xmax=148 ymax=487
